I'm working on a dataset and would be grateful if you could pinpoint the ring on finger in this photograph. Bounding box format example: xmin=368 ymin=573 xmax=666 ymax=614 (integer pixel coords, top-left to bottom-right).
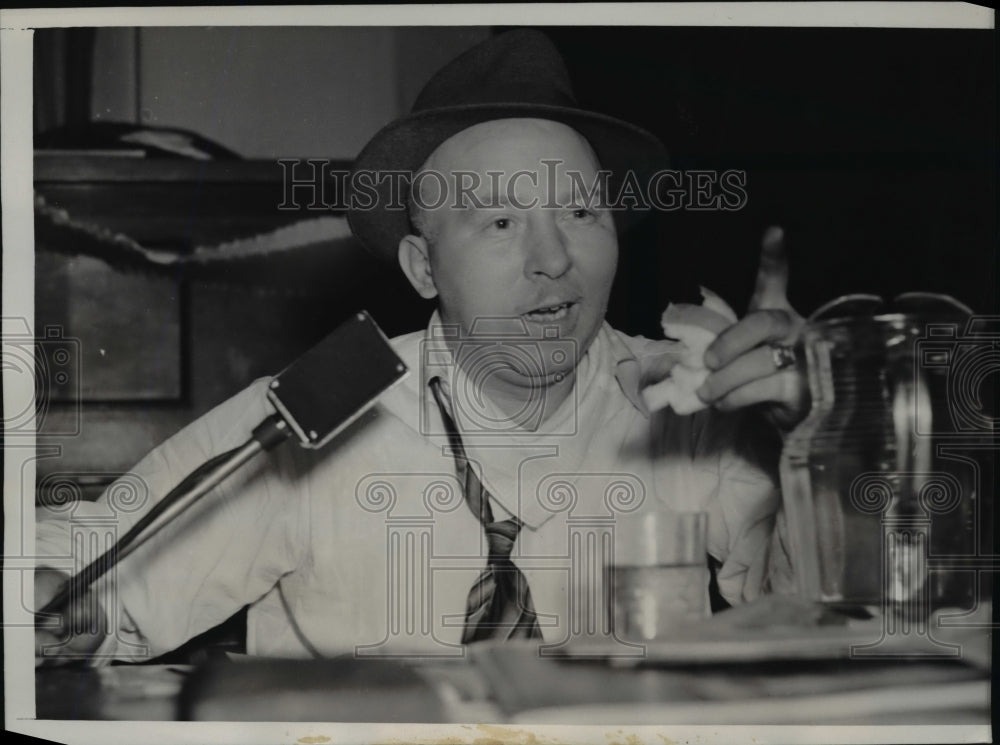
xmin=769 ymin=343 xmax=798 ymax=371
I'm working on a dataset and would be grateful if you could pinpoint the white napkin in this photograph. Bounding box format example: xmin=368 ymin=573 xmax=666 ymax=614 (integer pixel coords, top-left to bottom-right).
xmin=642 ymin=286 xmax=738 ymax=415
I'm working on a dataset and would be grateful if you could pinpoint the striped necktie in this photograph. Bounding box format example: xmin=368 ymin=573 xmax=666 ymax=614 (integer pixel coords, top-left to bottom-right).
xmin=429 ymin=376 xmax=542 ymax=643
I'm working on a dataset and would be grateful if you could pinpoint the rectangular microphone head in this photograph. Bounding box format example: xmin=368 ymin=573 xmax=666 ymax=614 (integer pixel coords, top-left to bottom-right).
xmin=266 ymin=311 xmax=408 ymax=449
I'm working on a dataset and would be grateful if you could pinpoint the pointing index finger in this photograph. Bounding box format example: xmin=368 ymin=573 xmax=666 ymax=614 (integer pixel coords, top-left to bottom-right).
xmin=749 ymin=225 xmax=790 ymax=312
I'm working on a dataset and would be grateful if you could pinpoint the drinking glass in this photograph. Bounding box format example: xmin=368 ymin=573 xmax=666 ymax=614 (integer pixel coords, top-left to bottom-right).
xmin=608 ymin=509 xmax=709 ymax=641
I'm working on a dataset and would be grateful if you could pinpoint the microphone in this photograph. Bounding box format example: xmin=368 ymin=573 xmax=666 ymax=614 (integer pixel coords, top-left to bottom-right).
xmin=267 ymin=310 xmax=408 ymax=448
xmin=36 ymin=311 xmax=408 ymax=622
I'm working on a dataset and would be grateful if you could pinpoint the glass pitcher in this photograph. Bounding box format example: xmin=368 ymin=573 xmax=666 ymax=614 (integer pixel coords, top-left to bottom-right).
xmin=780 ymin=293 xmax=992 ymax=612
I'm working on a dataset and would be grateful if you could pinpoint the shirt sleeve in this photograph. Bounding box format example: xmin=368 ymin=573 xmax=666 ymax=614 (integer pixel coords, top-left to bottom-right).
xmin=689 ymin=408 xmax=796 ymax=604
xmin=35 ymin=377 xmax=310 ymax=664
xmin=617 ymin=329 xmax=796 ymax=604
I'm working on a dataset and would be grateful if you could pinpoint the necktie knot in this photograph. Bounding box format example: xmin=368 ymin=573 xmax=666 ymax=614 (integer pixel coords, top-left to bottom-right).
xmin=485 ymin=517 xmax=521 ymax=558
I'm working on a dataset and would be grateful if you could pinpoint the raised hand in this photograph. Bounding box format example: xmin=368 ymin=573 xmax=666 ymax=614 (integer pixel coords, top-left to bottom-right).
xmin=695 ymin=226 xmax=810 ymax=429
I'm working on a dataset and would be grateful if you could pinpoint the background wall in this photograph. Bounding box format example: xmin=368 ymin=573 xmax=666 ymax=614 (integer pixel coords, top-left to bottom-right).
xmin=88 ymin=26 xmax=490 ymax=158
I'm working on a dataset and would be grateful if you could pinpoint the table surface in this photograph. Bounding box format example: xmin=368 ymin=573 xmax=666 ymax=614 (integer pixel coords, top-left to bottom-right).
xmin=35 ymin=603 xmax=993 ymax=725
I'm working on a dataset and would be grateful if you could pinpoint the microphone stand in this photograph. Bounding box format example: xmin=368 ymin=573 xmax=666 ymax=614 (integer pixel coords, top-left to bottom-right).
xmin=37 ymin=415 xmax=291 ymax=620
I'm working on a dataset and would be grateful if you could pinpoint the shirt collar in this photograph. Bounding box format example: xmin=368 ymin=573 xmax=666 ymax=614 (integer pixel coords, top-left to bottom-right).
xmin=414 ymin=310 xmax=652 ymax=425
xmin=383 ymin=311 xmax=673 ymax=443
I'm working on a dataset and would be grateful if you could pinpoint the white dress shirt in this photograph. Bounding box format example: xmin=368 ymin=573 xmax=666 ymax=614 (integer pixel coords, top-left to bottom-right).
xmin=35 ymin=315 xmax=793 ymax=663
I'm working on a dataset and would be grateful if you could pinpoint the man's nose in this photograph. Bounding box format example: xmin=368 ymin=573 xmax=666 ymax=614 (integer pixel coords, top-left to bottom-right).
xmin=523 ymin=215 xmax=572 ymax=279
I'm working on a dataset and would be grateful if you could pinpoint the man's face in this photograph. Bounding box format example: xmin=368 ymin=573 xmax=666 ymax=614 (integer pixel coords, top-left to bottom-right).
xmin=402 ymin=118 xmax=619 ymax=386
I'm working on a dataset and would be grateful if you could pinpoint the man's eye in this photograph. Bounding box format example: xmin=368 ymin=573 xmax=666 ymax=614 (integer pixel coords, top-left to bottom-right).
xmin=571 ymin=208 xmax=596 ymax=220
xmin=492 ymin=217 xmax=510 ymax=230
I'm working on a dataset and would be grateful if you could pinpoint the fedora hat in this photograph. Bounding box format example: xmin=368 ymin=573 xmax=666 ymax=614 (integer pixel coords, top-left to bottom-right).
xmin=347 ymin=29 xmax=668 ymax=262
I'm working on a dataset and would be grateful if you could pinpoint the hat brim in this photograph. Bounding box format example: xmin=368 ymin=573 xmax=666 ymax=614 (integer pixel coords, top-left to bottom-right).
xmin=347 ymin=103 xmax=668 ymax=262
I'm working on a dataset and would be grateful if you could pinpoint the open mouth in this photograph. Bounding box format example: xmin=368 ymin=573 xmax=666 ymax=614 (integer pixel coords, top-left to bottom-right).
xmin=523 ymin=301 xmax=577 ymax=322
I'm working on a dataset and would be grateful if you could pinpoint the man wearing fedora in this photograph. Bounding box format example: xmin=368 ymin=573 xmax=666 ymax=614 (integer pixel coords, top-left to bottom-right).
xmin=35 ymin=30 xmax=806 ymax=662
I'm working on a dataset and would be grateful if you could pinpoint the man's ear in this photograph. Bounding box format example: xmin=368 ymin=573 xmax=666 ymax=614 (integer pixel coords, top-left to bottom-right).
xmin=398 ymin=234 xmax=439 ymax=299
